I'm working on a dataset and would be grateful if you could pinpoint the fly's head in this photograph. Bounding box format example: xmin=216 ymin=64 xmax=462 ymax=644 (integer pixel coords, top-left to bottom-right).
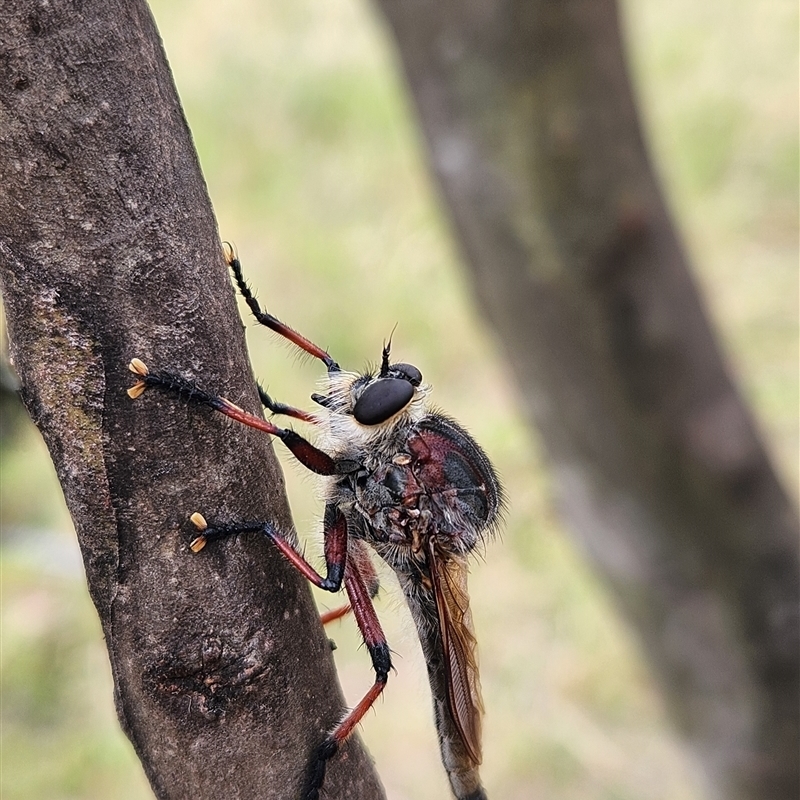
xmin=312 ymin=340 xmax=431 ymax=448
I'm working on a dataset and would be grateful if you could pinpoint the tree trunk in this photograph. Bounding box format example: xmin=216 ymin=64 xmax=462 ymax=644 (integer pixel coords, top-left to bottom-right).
xmin=373 ymin=1 xmax=799 ymax=799
xmin=0 ymin=2 xmax=384 ymax=798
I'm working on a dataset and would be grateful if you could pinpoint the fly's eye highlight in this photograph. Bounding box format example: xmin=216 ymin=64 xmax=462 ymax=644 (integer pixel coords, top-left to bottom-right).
xmin=353 ymin=378 xmax=415 ymax=425
xmin=391 ymin=363 xmax=422 ymax=386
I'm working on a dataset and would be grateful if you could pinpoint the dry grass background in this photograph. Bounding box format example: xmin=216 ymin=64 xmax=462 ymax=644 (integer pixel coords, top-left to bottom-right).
xmin=1 ymin=1 xmax=796 ymax=798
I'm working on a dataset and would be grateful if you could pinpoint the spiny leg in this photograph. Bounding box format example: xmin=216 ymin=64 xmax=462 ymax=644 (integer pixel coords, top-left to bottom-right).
xmin=189 ymin=503 xmax=348 ymax=593
xmin=128 ymin=359 xmax=341 ymax=476
xmin=223 ymin=243 xmax=340 ymax=373
xmin=185 ymin=507 xmax=384 ymax=800
xmin=304 ymin=553 xmax=391 ymax=800
xmin=130 ymin=361 xmax=359 ymax=612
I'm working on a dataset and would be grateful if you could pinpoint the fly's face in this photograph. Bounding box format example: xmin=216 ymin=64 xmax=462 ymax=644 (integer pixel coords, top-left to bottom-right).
xmin=350 ymin=361 xmax=423 ymax=426
xmin=315 ymin=351 xmax=431 ymax=451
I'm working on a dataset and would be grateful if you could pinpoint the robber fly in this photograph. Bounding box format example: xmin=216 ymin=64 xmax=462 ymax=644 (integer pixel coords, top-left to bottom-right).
xmin=128 ymin=245 xmax=503 ymax=800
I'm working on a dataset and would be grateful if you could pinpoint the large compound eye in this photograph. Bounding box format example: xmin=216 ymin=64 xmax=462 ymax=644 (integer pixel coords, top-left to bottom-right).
xmin=391 ymin=363 xmax=422 ymax=386
xmin=353 ymin=378 xmax=415 ymax=425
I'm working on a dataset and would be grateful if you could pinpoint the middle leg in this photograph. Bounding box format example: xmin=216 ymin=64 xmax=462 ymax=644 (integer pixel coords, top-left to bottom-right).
xmin=320 ymin=538 xmax=380 ymax=625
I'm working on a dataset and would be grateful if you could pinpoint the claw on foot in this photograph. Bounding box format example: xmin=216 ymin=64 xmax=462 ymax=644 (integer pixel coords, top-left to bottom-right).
xmin=189 ymin=512 xmax=208 ymax=552
xmin=129 ymin=358 xmax=149 ymax=376
xmin=127 ymin=358 xmax=150 ymax=399
xmin=222 ymin=241 xmax=236 ymax=266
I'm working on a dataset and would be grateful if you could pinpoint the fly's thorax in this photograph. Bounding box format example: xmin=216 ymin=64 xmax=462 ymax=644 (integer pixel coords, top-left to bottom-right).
xmin=349 ymin=438 xmax=488 ymax=564
xmin=313 ymin=368 xmax=501 ymax=569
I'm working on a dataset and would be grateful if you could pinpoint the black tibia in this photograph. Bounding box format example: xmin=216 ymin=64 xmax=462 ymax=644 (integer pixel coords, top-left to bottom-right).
xmin=224 ymin=245 xmax=340 ymax=373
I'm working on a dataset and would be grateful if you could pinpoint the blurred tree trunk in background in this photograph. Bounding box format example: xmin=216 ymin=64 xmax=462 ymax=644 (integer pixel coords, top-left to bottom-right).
xmin=0 ymin=1 xmax=383 ymax=798
xmin=374 ymin=1 xmax=799 ymax=799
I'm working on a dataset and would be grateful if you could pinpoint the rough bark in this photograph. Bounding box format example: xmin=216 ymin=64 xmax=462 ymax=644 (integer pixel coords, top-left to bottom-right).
xmin=373 ymin=1 xmax=799 ymax=799
xmin=0 ymin=2 xmax=384 ymax=798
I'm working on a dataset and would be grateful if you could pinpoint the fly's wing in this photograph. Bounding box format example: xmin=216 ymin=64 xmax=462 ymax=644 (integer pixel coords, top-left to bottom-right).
xmin=395 ymin=541 xmax=487 ymax=799
xmin=427 ymin=540 xmax=484 ymax=766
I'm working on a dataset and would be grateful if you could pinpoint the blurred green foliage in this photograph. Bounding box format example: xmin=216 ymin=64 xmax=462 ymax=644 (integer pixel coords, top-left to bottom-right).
xmin=1 ymin=0 xmax=796 ymax=798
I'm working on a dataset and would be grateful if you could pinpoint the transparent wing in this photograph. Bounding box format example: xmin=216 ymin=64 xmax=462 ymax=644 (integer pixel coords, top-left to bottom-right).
xmin=428 ymin=541 xmax=484 ymax=766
